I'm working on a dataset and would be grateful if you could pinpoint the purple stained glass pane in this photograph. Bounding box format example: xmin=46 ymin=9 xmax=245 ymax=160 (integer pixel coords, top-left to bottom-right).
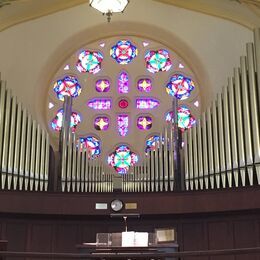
xmin=88 ymin=99 xmax=112 ymax=110
xmin=136 ymin=98 xmax=159 ymax=109
xmin=118 ymin=71 xmax=129 ymax=94
xmin=107 ymin=145 xmax=138 ymax=174
xmin=137 ymin=116 xmax=152 ymax=130
xmin=137 ymin=78 xmax=152 ymax=93
xmin=94 ymin=116 xmax=109 ymax=131
xmin=95 ymin=79 xmax=110 ymax=92
xmin=117 ymin=114 xmax=129 ymax=136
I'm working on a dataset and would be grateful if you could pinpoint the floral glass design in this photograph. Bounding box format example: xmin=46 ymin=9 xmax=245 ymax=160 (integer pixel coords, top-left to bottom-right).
xmin=95 ymin=79 xmax=110 ymax=92
xmin=51 ymin=109 xmax=81 ymax=132
xmin=117 ymin=114 xmax=129 ymax=136
xmin=137 ymin=116 xmax=152 ymax=130
xmin=107 ymin=145 xmax=138 ymax=174
xmin=145 ymin=135 xmax=160 ymax=152
xmin=110 ymin=40 xmax=138 ymax=64
xmin=137 ymin=78 xmax=152 ymax=93
xmin=165 ymin=106 xmax=196 ymax=131
xmin=118 ymin=71 xmax=129 ymax=94
xmin=166 ymin=74 xmax=195 ymax=100
xmin=88 ymin=99 xmax=112 ymax=110
xmin=145 ymin=49 xmax=172 ymax=73
xmin=53 ymin=75 xmax=81 ymax=101
xmin=78 ymin=136 xmax=101 ymax=158
xmin=76 ymin=50 xmax=103 ymax=74
xmin=94 ymin=116 xmax=109 ymax=131
xmin=136 ymin=98 xmax=159 ymax=109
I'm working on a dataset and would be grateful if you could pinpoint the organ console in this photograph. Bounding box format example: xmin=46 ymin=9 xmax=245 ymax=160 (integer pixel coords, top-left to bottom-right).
xmin=0 ymin=28 xmax=259 ymax=193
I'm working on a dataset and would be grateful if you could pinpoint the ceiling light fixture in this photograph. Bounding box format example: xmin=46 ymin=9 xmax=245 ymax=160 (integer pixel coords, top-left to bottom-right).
xmin=89 ymin=0 xmax=129 ymax=22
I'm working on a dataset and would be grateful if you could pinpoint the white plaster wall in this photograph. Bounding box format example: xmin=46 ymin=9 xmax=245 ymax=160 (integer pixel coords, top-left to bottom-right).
xmin=0 ymin=0 xmax=253 ymax=129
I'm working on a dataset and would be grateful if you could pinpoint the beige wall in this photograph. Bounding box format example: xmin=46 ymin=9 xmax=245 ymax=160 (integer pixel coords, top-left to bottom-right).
xmin=0 ymin=0 xmax=253 ymax=130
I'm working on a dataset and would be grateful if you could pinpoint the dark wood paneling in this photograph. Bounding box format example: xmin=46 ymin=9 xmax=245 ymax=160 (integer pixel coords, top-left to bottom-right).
xmin=208 ymin=221 xmax=234 ymax=260
xmin=30 ymin=223 xmax=53 ymax=252
xmin=6 ymin=222 xmax=27 ymax=251
xmin=5 ymin=222 xmax=28 ymax=260
xmin=54 ymin=224 xmax=80 ymax=253
xmin=233 ymin=220 xmax=258 ymax=260
xmin=182 ymin=222 xmax=207 ymax=260
xmin=0 ymin=188 xmax=259 ymax=216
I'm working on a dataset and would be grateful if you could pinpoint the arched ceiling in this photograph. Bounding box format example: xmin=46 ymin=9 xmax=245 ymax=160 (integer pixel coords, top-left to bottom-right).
xmin=0 ymin=0 xmax=260 ymax=32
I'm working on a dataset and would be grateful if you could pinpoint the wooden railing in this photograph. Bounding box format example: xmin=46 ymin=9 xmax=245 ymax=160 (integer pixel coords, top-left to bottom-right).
xmin=0 ymin=247 xmax=259 ymax=259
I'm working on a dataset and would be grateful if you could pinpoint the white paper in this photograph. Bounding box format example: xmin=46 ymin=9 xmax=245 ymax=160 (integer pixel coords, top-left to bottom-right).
xmin=121 ymin=231 xmax=135 ymax=247
xmin=134 ymin=232 xmax=148 ymax=247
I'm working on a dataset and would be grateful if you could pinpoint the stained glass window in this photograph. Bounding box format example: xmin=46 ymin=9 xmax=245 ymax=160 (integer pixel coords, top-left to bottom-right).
xmin=165 ymin=106 xmax=196 ymax=131
xmin=118 ymin=71 xmax=129 ymax=94
xmin=137 ymin=78 xmax=152 ymax=93
xmin=137 ymin=116 xmax=152 ymax=130
xmin=145 ymin=49 xmax=172 ymax=73
xmin=88 ymin=99 xmax=112 ymax=110
xmin=145 ymin=135 xmax=160 ymax=152
xmin=117 ymin=115 xmax=129 ymax=136
xmin=166 ymin=74 xmax=195 ymax=100
xmin=76 ymin=50 xmax=103 ymax=74
xmin=110 ymin=40 xmax=138 ymax=64
xmin=53 ymin=75 xmax=81 ymax=101
xmin=51 ymin=109 xmax=81 ymax=132
xmin=107 ymin=145 xmax=138 ymax=174
xmin=136 ymin=98 xmax=159 ymax=109
xmin=78 ymin=136 xmax=101 ymax=158
xmin=96 ymin=79 xmax=110 ymax=92
xmin=118 ymin=99 xmax=129 ymax=109
xmin=94 ymin=116 xmax=109 ymax=131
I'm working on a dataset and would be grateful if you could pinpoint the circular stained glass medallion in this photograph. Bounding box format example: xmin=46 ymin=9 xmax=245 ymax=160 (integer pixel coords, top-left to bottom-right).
xmin=53 ymin=75 xmax=81 ymax=101
xmin=145 ymin=49 xmax=172 ymax=73
xmin=110 ymin=40 xmax=138 ymax=65
xmin=51 ymin=109 xmax=81 ymax=133
xmin=166 ymin=74 xmax=195 ymax=100
xmin=76 ymin=50 xmax=103 ymax=74
xmin=107 ymin=145 xmax=138 ymax=174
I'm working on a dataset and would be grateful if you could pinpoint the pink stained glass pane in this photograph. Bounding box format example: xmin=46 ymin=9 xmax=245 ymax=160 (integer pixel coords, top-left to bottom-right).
xmin=117 ymin=114 xmax=129 ymax=136
xmin=95 ymin=79 xmax=110 ymax=92
xmin=118 ymin=71 xmax=129 ymax=94
xmin=88 ymin=99 xmax=112 ymax=110
xmin=136 ymin=98 xmax=159 ymax=109
xmin=137 ymin=78 xmax=152 ymax=93
xmin=94 ymin=116 xmax=109 ymax=131
xmin=137 ymin=116 xmax=152 ymax=130
xmin=107 ymin=145 xmax=138 ymax=174
xmin=51 ymin=109 xmax=81 ymax=133
xmin=118 ymin=99 xmax=129 ymax=109
xmin=76 ymin=50 xmax=103 ymax=74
